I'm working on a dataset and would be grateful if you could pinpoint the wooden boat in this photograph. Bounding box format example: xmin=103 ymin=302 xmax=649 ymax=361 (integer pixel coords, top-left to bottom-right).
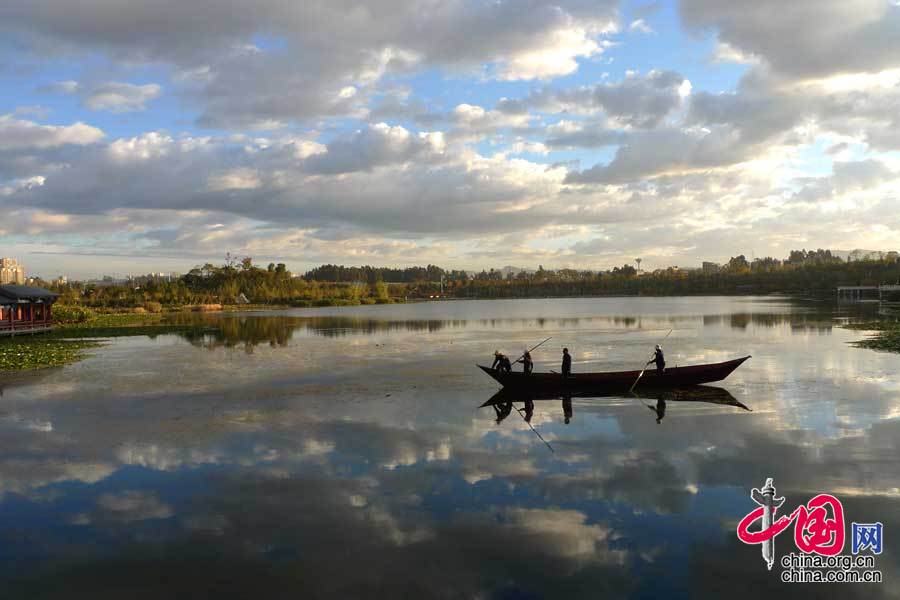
xmin=478 ymin=355 xmax=750 ymax=393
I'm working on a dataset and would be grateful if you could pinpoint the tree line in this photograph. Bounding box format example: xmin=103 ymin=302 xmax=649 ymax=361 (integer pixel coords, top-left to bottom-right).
xmin=36 ymin=250 xmax=900 ymax=310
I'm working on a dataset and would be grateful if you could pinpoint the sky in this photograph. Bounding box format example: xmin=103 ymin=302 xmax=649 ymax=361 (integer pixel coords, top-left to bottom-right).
xmin=1 ymin=0 xmax=899 ymax=279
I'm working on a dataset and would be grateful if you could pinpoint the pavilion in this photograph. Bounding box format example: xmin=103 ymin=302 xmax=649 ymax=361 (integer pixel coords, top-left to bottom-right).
xmin=0 ymin=285 xmax=59 ymax=337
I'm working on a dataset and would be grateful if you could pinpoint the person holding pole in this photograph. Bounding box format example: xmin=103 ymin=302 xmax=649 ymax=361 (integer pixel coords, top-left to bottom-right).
xmin=517 ymin=350 xmax=533 ymax=375
xmin=561 ymin=348 xmax=572 ymax=378
xmin=628 ymin=330 xmax=672 ymax=393
xmin=647 ymin=344 xmax=666 ymax=374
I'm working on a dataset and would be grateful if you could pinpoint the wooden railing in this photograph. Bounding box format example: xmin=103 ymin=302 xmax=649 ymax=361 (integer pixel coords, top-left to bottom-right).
xmin=0 ymin=307 xmax=54 ymax=336
xmin=0 ymin=320 xmax=53 ymax=335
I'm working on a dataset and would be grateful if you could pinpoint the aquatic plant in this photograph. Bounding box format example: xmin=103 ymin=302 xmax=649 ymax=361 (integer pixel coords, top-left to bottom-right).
xmin=845 ymin=322 xmax=900 ymax=353
xmin=0 ymin=337 xmax=101 ymax=371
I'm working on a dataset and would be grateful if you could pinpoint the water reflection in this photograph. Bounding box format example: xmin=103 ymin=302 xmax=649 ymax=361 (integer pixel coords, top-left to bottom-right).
xmin=1 ymin=297 xmax=898 ymax=598
xmin=649 ymin=397 xmax=666 ymax=424
xmin=144 ymin=299 xmax=891 ymax=352
xmin=482 ymin=386 xmax=750 ymax=426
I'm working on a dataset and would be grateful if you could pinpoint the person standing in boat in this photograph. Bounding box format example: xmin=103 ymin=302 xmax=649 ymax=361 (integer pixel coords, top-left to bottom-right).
xmin=517 ymin=350 xmax=533 ymax=375
xmin=492 ymin=350 xmax=512 ymax=373
xmin=647 ymin=344 xmax=665 ymax=374
xmin=561 ymin=348 xmax=572 ymax=378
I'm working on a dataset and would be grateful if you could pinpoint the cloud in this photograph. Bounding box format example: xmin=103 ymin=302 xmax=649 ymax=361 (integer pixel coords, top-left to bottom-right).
xmin=449 ymin=103 xmax=535 ymax=137
xmin=565 ymin=64 xmax=900 ymax=186
xmin=493 ymin=21 xmax=606 ymax=81
xmin=790 ymin=159 xmax=898 ymax=203
xmin=565 ymin=126 xmax=750 ymax=184
xmin=95 ymin=490 xmax=174 ymax=522
xmin=4 ymin=111 xmax=898 ymax=268
xmin=628 ymin=19 xmax=655 ymax=34
xmin=0 ymin=114 xmax=104 ymax=150
xmin=82 ymin=82 xmax=162 ymax=112
xmin=206 ymin=167 xmax=262 ymax=192
xmin=303 ymin=123 xmax=446 ymax=174
xmin=3 ymin=2 xmax=900 ymax=270
xmin=484 ymin=507 xmax=626 ymax=565
xmin=8 ymin=123 xmax=570 ymax=240
xmin=545 ymin=119 xmax=623 ymax=148
xmin=40 ymin=79 xmax=79 ymax=94
xmin=680 ymin=0 xmax=900 ymax=79
xmin=2 ymin=0 xmax=619 ymax=127
xmin=0 ymin=458 xmax=115 ymax=499
xmin=42 ymin=80 xmax=162 ymax=112
xmin=686 ymin=86 xmax=804 ymax=147
xmin=367 ymin=88 xmax=444 ymax=126
xmin=526 ymin=70 xmax=689 ymax=128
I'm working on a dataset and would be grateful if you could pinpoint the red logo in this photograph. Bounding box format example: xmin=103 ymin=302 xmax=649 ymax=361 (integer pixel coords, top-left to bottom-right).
xmin=736 ymin=478 xmax=844 ymax=570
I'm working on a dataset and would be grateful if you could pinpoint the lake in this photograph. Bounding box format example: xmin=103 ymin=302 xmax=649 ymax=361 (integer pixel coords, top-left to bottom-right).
xmin=1 ymin=297 xmax=897 ymax=599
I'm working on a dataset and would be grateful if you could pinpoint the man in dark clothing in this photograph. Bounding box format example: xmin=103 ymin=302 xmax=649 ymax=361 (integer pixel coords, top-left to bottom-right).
xmin=647 ymin=344 xmax=665 ymax=374
xmin=492 ymin=351 xmax=512 ymax=373
xmin=517 ymin=350 xmax=533 ymax=375
xmin=561 ymin=348 xmax=572 ymax=378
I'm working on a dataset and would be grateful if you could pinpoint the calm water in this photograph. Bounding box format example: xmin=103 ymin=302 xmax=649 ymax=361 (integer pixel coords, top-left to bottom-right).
xmin=1 ymin=297 xmax=897 ymax=599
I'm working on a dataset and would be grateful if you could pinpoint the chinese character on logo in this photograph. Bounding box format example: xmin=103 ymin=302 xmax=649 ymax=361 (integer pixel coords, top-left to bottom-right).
xmin=851 ymin=522 xmax=883 ymax=555
xmin=737 ymin=478 xmax=846 ymax=571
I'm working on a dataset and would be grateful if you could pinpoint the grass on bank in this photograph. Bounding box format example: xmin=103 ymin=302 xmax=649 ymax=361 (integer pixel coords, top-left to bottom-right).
xmin=844 ymin=322 xmax=900 ymax=353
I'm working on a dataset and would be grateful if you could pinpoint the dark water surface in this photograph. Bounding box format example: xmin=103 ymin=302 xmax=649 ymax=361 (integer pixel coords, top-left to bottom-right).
xmin=1 ymin=297 xmax=897 ymax=599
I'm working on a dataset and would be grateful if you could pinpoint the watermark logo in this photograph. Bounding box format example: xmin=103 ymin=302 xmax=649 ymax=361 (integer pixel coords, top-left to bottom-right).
xmin=736 ymin=478 xmax=883 ymax=583
xmin=851 ymin=522 xmax=883 ymax=555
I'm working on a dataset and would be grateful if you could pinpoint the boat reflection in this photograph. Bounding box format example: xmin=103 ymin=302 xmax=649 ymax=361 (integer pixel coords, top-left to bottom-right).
xmin=481 ymin=385 xmax=750 ymax=425
xmin=492 ymin=398 xmax=536 ymax=424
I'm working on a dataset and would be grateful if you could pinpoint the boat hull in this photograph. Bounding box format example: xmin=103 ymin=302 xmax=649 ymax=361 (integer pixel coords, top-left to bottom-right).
xmin=478 ymin=355 xmax=750 ymax=393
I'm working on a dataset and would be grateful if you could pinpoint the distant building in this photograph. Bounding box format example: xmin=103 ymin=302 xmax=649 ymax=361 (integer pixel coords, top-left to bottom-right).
xmin=53 ymin=275 xmax=68 ymax=286
xmin=126 ymin=272 xmax=182 ymax=286
xmin=702 ymin=261 xmax=720 ymax=274
xmin=0 ymin=258 xmax=26 ymax=285
xmin=85 ymin=276 xmax=127 ymax=286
